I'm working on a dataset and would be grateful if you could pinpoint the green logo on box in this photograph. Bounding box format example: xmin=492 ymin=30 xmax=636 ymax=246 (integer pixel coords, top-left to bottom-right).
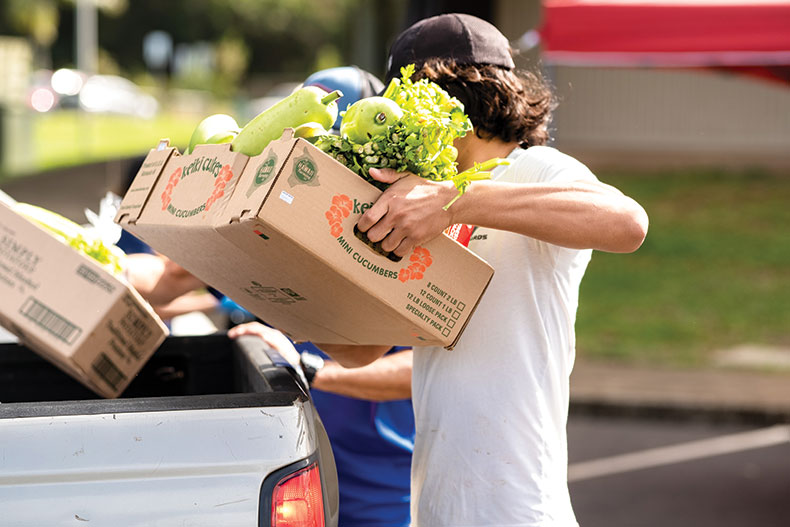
xmin=247 ymin=152 xmax=278 ymax=197
xmin=288 ymin=147 xmax=319 ymax=187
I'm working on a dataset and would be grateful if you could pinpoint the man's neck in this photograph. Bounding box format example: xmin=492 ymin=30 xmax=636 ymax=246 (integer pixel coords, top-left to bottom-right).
xmin=455 ymin=133 xmax=520 ymax=172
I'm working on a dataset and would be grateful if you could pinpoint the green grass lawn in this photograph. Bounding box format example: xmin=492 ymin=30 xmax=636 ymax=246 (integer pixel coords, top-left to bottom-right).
xmin=577 ymin=168 xmax=790 ymax=368
xmin=29 ymin=110 xmax=197 ymax=172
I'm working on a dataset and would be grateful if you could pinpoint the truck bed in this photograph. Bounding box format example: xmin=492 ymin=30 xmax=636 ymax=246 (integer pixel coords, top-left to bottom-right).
xmin=0 ymin=334 xmax=339 ymax=526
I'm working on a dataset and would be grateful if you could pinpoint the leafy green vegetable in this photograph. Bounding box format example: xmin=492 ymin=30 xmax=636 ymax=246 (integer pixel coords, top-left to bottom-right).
xmin=315 ymin=64 xmax=509 ymax=209
xmin=15 ymin=203 xmax=126 ymax=276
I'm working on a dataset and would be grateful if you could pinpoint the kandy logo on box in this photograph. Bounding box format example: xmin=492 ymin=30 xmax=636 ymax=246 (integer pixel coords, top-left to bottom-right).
xmin=326 ymin=193 xmax=433 ymax=283
xmin=160 ymin=160 xmax=234 ymax=216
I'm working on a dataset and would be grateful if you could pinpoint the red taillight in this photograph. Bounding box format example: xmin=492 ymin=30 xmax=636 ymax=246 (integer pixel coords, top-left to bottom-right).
xmin=271 ymin=463 xmax=325 ymax=527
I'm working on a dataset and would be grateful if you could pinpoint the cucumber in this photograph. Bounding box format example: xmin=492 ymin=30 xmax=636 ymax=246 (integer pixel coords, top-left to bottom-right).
xmin=339 ymin=96 xmax=403 ymax=144
xmin=231 ymin=86 xmax=342 ymax=157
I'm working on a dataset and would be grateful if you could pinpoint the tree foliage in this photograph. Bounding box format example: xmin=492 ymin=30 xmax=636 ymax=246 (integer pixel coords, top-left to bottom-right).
xmin=2 ymin=0 xmax=360 ymax=77
xmin=67 ymin=0 xmax=354 ymax=77
xmin=1 ymin=0 xmax=415 ymax=96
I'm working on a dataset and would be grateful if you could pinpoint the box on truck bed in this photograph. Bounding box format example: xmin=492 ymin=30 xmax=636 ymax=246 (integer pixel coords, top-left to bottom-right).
xmin=0 ymin=198 xmax=168 ymax=398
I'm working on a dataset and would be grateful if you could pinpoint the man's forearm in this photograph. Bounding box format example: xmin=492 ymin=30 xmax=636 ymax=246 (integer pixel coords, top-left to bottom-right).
xmin=359 ymin=171 xmax=648 ymax=257
xmin=152 ymin=290 xmax=219 ymax=320
xmin=312 ymin=350 xmax=412 ymax=401
xmin=455 ymin=179 xmax=649 ymax=253
xmin=126 ymin=254 xmax=206 ymax=305
xmin=311 ymin=343 xmax=392 ymax=368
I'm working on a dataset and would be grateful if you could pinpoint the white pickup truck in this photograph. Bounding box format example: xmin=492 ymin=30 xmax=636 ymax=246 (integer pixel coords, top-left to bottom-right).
xmin=0 ymin=333 xmax=339 ymax=527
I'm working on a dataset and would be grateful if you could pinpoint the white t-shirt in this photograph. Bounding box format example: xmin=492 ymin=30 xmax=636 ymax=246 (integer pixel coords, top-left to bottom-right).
xmin=410 ymin=146 xmax=597 ymax=527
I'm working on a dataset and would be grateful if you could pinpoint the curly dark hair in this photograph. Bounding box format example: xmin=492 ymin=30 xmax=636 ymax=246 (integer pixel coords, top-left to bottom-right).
xmin=413 ymin=59 xmax=556 ymax=148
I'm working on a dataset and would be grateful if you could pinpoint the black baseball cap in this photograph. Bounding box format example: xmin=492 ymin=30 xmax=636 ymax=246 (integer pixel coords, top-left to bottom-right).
xmin=385 ymin=13 xmax=515 ymax=82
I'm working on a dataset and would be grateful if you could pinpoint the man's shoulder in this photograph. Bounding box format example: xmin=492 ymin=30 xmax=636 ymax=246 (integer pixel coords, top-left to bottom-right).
xmin=517 ymin=145 xmax=576 ymax=164
xmin=504 ymin=145 xmax=596 ymax=183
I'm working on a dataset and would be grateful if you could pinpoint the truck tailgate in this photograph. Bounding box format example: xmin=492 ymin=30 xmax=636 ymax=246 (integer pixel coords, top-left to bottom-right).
xmin=0 ymin=334 xmax=338 ymax=526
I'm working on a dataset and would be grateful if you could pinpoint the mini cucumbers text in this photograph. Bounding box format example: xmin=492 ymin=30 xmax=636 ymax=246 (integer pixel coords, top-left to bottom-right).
xmin=167 ymin=203 xmax=205 ymax=218
xmin=336 ymin=235 xmax=399 ymax=280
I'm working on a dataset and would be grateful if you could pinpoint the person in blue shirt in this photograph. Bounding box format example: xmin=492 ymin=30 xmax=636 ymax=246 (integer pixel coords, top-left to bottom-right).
xmin=302 ymin=343 xmax=413 ymax=527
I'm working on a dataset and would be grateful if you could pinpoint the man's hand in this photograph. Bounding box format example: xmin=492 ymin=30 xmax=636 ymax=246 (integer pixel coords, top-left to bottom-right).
xmin=228 ymin=322 xmax=301 ymax=368
xmin=356 ymin=168 xmax=457 ymax=258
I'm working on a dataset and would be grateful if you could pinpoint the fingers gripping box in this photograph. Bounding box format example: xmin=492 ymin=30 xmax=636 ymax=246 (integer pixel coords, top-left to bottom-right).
xmin=115 ymin=134 xmax=494 ymax=348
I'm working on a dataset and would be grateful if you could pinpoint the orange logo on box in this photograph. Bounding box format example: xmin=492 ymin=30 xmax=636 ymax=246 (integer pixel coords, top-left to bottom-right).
xmin=326 ymin=194 xmax=353 ymax=238
xmin=398 ymin=246 xmax=433 ymax=283
xmin=205 ymin=164 xmax=234 ymax=211
xmin=161 ymin=167 xmax=182 ymax=210
xmin=326 ymin=194 xmax=433 ymax=284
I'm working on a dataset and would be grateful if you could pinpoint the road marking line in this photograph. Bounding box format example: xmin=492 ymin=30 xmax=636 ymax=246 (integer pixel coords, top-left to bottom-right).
xmin=568 ymin=424 xmax=790 ymax=482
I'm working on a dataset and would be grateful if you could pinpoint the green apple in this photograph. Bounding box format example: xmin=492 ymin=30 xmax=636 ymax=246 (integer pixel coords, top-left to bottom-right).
xmin=340 ymin=96 xmax=403 ymax=144
xmin=186 ymin=114 xmax=240 ymax=154
xmin=204 ymin=130 xmax=239 ymax=145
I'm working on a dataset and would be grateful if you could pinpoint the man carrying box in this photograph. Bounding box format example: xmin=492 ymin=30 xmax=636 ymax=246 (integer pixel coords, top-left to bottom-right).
xmin=314 ymin=13 xmax=649 ymax=527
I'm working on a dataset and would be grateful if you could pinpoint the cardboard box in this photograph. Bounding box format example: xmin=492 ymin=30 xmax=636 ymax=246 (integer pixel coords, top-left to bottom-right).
xmin=115 ymin=133 xmax=494 ymax=348
xmin=0 ymin=199 xmax=169 ymax=398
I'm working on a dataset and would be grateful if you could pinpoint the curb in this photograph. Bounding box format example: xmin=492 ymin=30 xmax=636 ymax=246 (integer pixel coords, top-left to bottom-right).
xmin=569 ymin=398 xmax=790 ymax=426
xmin=570 ymin=360 xmax=790 ymax=426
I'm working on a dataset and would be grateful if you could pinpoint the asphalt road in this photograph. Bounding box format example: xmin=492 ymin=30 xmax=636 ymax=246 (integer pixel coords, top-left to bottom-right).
xmin=568 ymin=413 xmax=790 ymax=527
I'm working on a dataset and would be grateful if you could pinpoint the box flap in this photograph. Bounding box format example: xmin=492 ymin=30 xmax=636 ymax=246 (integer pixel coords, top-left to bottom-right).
xmin=115 ymin=140 xmax=176 ymax=225
xmin=222 ymin=136 xmax=298 ymax=225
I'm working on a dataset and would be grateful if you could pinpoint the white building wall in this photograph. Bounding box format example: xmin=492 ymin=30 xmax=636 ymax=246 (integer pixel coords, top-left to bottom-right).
xmin=547 ymin=67 xmax=790 ymax=171
xmin=493 ymin=0 xmax=790 ymax=172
